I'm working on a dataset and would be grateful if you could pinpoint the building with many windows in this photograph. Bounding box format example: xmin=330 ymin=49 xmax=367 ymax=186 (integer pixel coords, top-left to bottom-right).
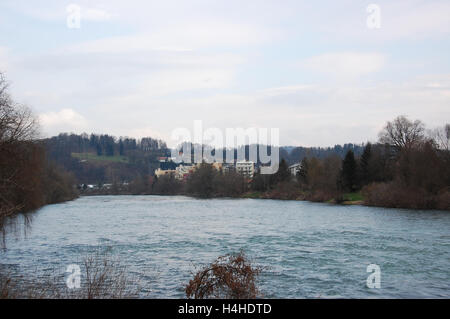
xmin=235 ymin=160 xmax=255 ymax=178
xmin=288 ymin=163 xmax=302 ymax=176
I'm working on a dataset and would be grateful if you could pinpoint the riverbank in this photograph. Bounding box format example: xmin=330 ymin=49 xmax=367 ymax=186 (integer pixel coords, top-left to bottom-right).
xmin=80 ymin=189 xmax=450 ymax=211
xmin=240 ymin=190 xmax=365 ymax=206
xmin=80 ymin=188 xmax=367 ymax=208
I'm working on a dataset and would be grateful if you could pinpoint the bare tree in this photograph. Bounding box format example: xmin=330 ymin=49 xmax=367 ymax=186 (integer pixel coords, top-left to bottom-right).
xmin=430 ymin=124 xmax=450 ymax=151
xmin=0 ymin=72 xmax=40 ymax=231
xmin=379 ymin=115 xmax=425 ymax=150
xmin=0 ymin=73 xmax=39 ymax=144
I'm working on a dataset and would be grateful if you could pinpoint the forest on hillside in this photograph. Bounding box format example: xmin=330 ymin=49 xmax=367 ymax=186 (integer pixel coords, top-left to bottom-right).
xmin=44 ymin=133 xmax=169 ymax=184
xmin=43 ymin=132 xmax=364 ymax=185
xmin=143 ymin=116 xmax=450 ymax=210
xmin=40 ymin=115 xmax=450 ymax=211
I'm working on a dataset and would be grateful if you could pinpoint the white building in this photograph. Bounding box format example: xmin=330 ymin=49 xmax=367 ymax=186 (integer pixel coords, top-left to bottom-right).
xmin=236 ymin=161 xmax=255 ymax=178
xmin=223 ymin=163 xmax=235 ymax=173
xmin=175 ymin=164 xmax=195 ymax=180
xmin=154 ymin=168 xmax=176 ymax=178
xmin=288 ymin=163 xmax=301 ymax=176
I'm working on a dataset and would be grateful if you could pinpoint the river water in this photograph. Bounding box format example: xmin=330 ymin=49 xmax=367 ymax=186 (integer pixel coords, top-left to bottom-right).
xmin=1 ymin=195 xmax=449 ymax=298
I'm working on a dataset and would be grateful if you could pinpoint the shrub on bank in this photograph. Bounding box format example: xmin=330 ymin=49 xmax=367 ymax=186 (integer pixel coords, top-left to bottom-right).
xmin=0 ymin=251 xmax=140 ymax=299
xmin=262 ymin=181 xmax=304 ymax=200
xmin=185 ymin=251 xmax=262 ymax=299
xmin=362 ymin=182 xmax=450 ymax=210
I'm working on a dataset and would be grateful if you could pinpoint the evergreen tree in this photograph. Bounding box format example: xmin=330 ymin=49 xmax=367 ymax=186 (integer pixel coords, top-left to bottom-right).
xmin=271 ymin=158 xmax=290 ymax=185
xmin=106 ymin=142 xmax=114 ymax=156
xmin=251 ymin=169 xmax=270 ymax=192
xmin=341 ymin=150 xmax=358 ymax=192
xmin=360 ymin=143 xmax=372 ymax=185
xmin=119 ymin=140 xmax=124 ymax=156
xmin=297 ymin=157 xmax=309 ymax=186
xmin=96 ymin=143 xmax=103 ymax=156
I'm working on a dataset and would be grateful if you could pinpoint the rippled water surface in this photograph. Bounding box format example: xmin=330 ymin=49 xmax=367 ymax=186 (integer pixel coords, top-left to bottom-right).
xmin=1 ymin=195 xmax=449 ymax=298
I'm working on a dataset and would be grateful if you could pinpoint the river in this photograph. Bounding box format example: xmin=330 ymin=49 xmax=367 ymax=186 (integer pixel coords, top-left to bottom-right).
xmin=1 ymin=195 xmax=449 ymax=298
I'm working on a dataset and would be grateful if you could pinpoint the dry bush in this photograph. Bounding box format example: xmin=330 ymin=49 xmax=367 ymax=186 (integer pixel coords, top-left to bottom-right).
xmin=78 ymin=251 xmax=131 ymax=299
xmin=0 ymin=250 xmax=141 ymax=299
xmin=214 ymin=171 xmax=247 ymax=197
xmin=1 ymin=273 xmax=17 ymax=298
xmin=301 ymin=156 xmax=342 ymax=197
xmin=362 ymin=182 xmax=449 ymax=210
xmin=185 ymin=251 xmax=262 ymax=299
xmin=152 ymin=173 xmax=183 ymax=195
xmin=0 ymin=268 xmax=62 ymax=299
xmin=186 ymin=163 xmax=217 ymax=198
xmin=264 ymin=181 xmax=302 ymax=200
xmin=306 ymin=190 xmax=338 ymax=203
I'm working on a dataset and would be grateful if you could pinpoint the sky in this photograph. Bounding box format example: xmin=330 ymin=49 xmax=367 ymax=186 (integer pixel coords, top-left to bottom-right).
xmin=0 ymin=0 xmax=449 ymax=147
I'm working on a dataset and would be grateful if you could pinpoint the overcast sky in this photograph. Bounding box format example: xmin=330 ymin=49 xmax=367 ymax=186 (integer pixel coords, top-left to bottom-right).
xmin=0 ymin=0 xmax=449 ymax=147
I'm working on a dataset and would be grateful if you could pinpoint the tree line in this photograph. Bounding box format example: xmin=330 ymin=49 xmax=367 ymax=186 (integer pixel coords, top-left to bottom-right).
xmin=139 ymin=116 xmax=449 ymax=210
xmin=45 ymin=133 xmax=363 ymax=188
xmin=46 ymin=132 xmax=167 ymax=158
xmin=46 ymin=114 xmax=449 ymax=210
xmin=0 ymin=73 xmax=78 ymax=234
xmin=253 ymin=116 xmax=449 ymax=209
xmin=44 ymin=133 xmax=169 ymax=184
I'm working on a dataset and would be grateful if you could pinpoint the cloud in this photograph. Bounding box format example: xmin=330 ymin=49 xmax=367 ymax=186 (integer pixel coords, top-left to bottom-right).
xmin=29 ymin=73 xmax=450 ymax=147
xmin=125 ymin=127 xmax=167 ymax=141
xmin=300 ymin=52 xmax=386 ymax=80
xmin=381 ymin=1 xmax=450 ymax=39
xmin=3 ymin=1 xmax=117 ymax=22
xmin=63 ymin=22 xmax=277 ymax=54
xmin=0 ymin=46 xmax=13 ymax=72
xmin=261 ymin=85 xmax=315 ymax=97
xmin=2 ymin=0 xmax=449 ymax=148
xmin=82 ymin=8 xmax=116 ymax=21
xmin=39 ymin=109 xmax=88 ymax=136
xmin=138 ymin=68 xmax=236 ymax=97
xmin=297 ymin=0 xmax=450 ymax=42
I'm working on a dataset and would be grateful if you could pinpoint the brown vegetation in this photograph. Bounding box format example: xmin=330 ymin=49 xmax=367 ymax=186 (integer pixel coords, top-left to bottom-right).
xmin=185 ymin=251 xmax=262 ymax=299
xmin=153 ymin=173 xmax=183 ymax=195
xmin=0 ymin=72 xmax=78 ymax=237
xmin=0 ymin=251 xmax=139 ymax=299
xmin=360 ymin=117 xmax=449 ymax=210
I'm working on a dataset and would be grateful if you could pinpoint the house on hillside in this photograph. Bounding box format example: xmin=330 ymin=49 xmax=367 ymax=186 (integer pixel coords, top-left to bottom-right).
xmin=154 ymin=168 xmax=176 ymax=178
xmin=175 ymin=164 xmax=196 ymax=180
xmin=288 ymin=163 xmax=301 ymax=176
xmin=236 ymin=161 xmax=255 ymax=178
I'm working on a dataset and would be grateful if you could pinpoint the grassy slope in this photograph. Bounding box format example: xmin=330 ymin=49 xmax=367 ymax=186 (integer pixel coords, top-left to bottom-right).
xmin=71 ymin=152 xmax=129 ymax=163
xmin=342 ymin=192 xmax=364 ymax=201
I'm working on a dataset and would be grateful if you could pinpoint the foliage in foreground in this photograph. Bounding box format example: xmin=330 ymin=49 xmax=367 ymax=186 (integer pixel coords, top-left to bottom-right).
xmin=185 ymin=251 xmax=262 ymax=299
xmin=0 ymin=251 xmax=140 ymax=299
